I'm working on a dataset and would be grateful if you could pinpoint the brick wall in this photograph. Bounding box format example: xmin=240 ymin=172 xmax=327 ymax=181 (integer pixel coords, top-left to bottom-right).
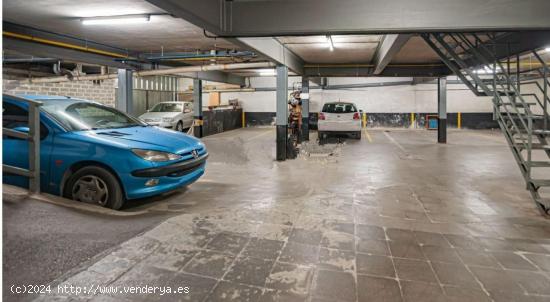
xmin=3 ymin=79 xmax=117 ymax=107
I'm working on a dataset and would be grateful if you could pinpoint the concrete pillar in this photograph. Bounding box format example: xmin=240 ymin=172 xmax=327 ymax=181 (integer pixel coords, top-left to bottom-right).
xmin=276 ymin=65 xmax=288 ymax=161
xmin=193 ymin=79 xmax=203 ymax=138
xmin=116 ymin=69 xmax=133 ymax=114
xmin=438 ymin=77 xmax=447 ymax=144
xmin=301 ymin=77 xmax=310 ymax=141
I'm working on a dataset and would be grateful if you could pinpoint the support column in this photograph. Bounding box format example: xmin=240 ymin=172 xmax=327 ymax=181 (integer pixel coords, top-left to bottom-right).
xmin=276 ymin=65 xmax=288 ymax=161
xmin=301 ymin=77 xmax=310 ymax=141
xmin=438 ymin=77 xmax=447 ymax=144
xmin=116 ymin=69 xmax=133 ymax=114
xmin=193 ymin=79 xmax=203 ymax=138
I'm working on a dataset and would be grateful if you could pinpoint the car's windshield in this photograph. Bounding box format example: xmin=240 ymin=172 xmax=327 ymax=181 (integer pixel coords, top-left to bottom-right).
xmin=322 ymin=103 xmax=357 ymax=113
xmin=41 ymin=100 xmax=145 ymax=131
xmin=150 ymin=103 xmax=183 ymax=112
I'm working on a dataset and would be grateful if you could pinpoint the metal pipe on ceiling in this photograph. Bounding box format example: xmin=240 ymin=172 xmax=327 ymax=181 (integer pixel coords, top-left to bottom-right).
xmin=3 ymin=57 xmax=58 ymax=63
xmin=18 ymin=62 xmax=275 ymax=84
xmin=143 ymin=50 xmax=256 ymax=61
xmin=3 ymin=31 xmax=129 ymax=59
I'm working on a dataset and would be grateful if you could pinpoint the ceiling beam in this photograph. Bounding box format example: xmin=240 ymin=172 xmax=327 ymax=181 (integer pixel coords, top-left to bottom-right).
xmin=303 ymin=64 xmax=451 ymax=77
xmin=373 ymin=34 xmax=411 ymax=75
xmin=145 ymin=0 xmax=550 ymax=36
xmin=145 ymin=0 xmax=223 ymax=35
xmin=309 ymin=77 xmax=325 ymax=87
xmin=178 ymin=71 xmax=246 ymax=86
xmin=228 ymin=37 xmax=304 ymax=74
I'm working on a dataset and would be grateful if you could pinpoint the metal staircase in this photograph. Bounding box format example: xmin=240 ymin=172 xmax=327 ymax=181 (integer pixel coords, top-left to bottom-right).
xmin=423 ymin=33 xmax=550 ymax=215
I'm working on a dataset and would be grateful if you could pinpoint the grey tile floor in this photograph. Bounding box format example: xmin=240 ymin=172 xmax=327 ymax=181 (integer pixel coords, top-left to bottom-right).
xmin=35 ymin=129 xmax=550 ymax=301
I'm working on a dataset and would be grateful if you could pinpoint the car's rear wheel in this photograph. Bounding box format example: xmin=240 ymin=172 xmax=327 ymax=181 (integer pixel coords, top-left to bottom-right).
xmin=64 ymin=166 xmax=124 ymax=210
xmin=175 ymin=121 xmax=184 ymax=132
xmin=318 ymin=131 xmax=326 ymax=145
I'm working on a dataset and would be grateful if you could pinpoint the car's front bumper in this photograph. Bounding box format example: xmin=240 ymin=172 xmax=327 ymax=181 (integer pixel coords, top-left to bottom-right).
xmin=145 ymin=121 xmax=174 ymax=129
xmin=123 ymin=153 xmax=208 ymax=199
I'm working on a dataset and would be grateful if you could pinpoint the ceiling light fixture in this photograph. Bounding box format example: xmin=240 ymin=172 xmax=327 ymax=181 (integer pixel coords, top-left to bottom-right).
xmin=81 ymin=14 xmax=151 ymax=25
xmin=326 ymin=35 xmax=334 ymax=51
xmin=257 ymin=69 xmax=276 ymax=76
xmin=474 ymin=66 xmax=501 ymax=74
xmin=546 ymin=47 xmax=550 ymax=52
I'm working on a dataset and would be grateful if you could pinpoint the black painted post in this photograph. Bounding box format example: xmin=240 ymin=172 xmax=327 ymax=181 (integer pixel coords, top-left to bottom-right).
xmin=276 ymin=65 xmax=288 ymax=161
xmin=301 ymin=77 xmax=310 ymax=141
xmin=193 ymin=78 xmax=203 ymax=138
xmin=438 ymin=77 xmax=447 ymax=144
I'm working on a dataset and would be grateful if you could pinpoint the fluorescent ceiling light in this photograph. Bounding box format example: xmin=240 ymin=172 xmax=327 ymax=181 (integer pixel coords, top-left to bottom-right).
xmin=474 ymin=66 xmax=501 ymax=74
xmin=326 ymin=35 xmax=334 ymax=51
xmin=257 ymin=69 xmax=276 ymax=76
xmin=81 ymin=14 xmax=150 ymax=25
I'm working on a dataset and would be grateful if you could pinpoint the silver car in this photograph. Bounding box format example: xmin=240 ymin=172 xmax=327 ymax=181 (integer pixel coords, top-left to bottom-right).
xmin=139 ymin=102 xmax=194 ymax=131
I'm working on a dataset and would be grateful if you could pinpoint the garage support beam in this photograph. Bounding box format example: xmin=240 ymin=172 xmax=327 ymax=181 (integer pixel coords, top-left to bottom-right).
xmin=116 ymin=69 xmax=134 ymax=114
xmin=276 ymin=65 xmax=288 ymax=161
xmin=179 ymin=71 xmax=246 ymax=87
xmin=301 ymin=77 xmax=310 ymax=141
xmin=146 ymin=0 xmax=550 ymax=36
xmin=230 ymin=37 xmax=304 ymax=75
xmin=373 ymin=34 xmax=412 ymax=75
xmin=438 ymin=77 xmax=447 ymax=144
xmin=193 ymin=79 xmax=203 ymax=138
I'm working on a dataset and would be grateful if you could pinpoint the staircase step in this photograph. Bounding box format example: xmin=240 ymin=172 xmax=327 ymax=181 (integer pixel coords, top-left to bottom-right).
xmin=497 ymin=102 xmax=536 ymax=108
xmin=517 ymin=143 xmax=550 ymax=150
xmin=528 ymin=161 xmax=550 ymax=167
xmin=502 ymin=114 xmax=544 ymax=120
xmin=535 ymin=198 xmax=550 ymax=208
xmin=530 ymin=179 xmax=550 ymax=187
xmin=534 ymin=129 xmax=550 ymax=136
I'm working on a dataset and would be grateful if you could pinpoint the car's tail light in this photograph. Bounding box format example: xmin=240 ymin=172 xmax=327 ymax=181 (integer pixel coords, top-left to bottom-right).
xmin=353 ymin=112 xmax=360 ymax=120
xmin=319 ymin=113 xmax=326 ymax=120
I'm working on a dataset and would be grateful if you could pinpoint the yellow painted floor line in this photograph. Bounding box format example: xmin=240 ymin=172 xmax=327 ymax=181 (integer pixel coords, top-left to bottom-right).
xmin=364 ymin=128 xmax=373 ymax=143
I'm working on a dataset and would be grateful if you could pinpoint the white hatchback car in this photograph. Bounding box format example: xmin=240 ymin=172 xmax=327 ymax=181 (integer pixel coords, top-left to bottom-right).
xmin=139 ymin=102 xmax=193 ymax=132
xmin=318 ymin=102 xmax=362 ymax=140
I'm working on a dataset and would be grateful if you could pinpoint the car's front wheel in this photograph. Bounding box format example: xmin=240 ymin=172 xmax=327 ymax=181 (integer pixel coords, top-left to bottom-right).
xmin=64 ymin=166 xmax=125 ymax=210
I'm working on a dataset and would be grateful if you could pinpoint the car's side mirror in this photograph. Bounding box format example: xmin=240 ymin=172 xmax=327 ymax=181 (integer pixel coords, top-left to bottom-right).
xmin=13 ymin=126 xmax=30 ymax=133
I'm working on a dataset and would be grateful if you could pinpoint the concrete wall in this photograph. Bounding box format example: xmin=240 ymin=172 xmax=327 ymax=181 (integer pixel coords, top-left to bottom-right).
xmin=3 ymin=79 xmax=117 ymax=107
xmin=218 ymin=76 xmax=493 ymax=114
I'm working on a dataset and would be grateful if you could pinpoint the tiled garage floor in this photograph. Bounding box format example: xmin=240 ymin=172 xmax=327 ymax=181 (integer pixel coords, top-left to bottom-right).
xmin=36 ymin=128 xmax=550 ymax=302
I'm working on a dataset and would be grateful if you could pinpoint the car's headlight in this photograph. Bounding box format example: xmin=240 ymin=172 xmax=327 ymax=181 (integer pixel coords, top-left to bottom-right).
xmin=132 ymin=149 xmax=182 ymax=162
xmin=162 ymin=117 xmax=174 ymax=123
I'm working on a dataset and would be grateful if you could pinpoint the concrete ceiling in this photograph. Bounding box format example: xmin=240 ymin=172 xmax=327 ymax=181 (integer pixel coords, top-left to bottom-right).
xmin=392 ymin=36 xmax=441 ymax=64
xmin=3 ymin=0 xmax=236 ymax=52
xmin=3 ymin=0 xmax=443 ymax=66
xmin=277 ymin=35 xmax=382 ymax=64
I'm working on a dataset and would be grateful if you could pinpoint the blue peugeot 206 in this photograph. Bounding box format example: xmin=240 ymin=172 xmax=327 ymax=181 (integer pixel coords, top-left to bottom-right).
xmin=3 ymin=94 xmax=208 ymax=209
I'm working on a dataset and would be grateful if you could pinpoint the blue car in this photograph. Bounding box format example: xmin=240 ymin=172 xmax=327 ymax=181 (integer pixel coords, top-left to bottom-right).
xmin=3 ymin=94 xmax=208 ymax=209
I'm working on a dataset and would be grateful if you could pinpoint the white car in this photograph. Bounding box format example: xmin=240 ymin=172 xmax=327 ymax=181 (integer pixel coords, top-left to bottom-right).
xmin=139 ymin=102 xmax=193 ymax=132
xmin=318 ymin=102 xmax=362 ymax=140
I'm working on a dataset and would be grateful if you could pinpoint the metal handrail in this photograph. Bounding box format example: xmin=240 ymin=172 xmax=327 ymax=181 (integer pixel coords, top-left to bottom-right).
xmin=2 ymin=94 xmax=42 ymax=193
